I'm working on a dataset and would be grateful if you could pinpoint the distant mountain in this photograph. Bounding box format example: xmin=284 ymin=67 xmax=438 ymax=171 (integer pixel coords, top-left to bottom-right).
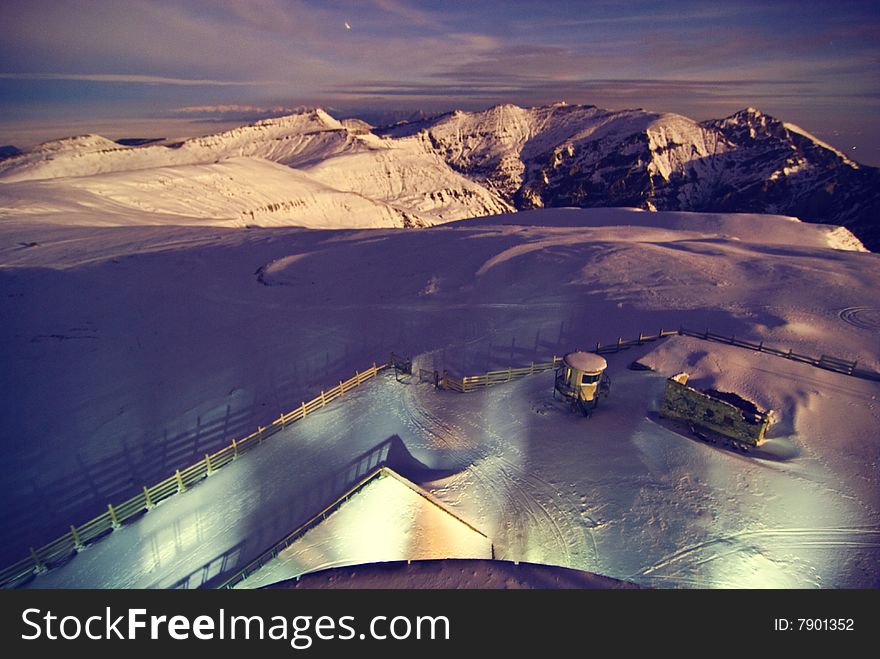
xmin=0 ymin=109 xmax=510 ymax=229
xmin=379 ymin=103 xmax=880 ymax=250
xmin=1 ymin=104 xmax=876 ymax=247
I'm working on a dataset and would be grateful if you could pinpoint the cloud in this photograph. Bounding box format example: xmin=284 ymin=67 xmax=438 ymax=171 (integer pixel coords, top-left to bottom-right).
xmin=0 ymin=73 xmax=277 ymax=86
xmin=169 ymin=104 xmax=309 ymax=120
xmin=328 ymin=77 xmax=819 ymax=101
xmin=369 ymin=0 xmax=438 ymax=26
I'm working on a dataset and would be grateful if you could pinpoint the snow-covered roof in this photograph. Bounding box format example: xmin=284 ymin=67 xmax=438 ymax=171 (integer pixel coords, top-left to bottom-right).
xmin=563 ymin=351 xmax=607 ymax=373
xmin=235 ymin=467 xmax=493 ymax=589
xmin=267 ymin=558 xmax=638 ymax=590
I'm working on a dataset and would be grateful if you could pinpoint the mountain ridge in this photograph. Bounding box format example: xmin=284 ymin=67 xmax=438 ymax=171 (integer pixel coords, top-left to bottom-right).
xmin=0 ymin=103 xmax=876 ymax=248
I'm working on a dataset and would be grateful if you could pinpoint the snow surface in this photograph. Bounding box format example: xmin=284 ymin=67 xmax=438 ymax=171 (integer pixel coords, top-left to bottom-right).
xmin=20 ymin=347 xmax=879 ymax=589
xmin=2 ymin=207 xmax=878 ymax=588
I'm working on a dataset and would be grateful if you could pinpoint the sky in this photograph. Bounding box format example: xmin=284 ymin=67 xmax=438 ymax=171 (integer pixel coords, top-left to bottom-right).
xmin=0 ymin=0 xmax=878 ymax=163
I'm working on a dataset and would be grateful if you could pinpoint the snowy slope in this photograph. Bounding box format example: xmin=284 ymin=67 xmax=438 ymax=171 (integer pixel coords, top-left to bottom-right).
xmin=1 ymin=208 xmax=877 ymax=589
xmin=380 ymin=103 xmax=879 ymax=248
xmin=2 ymin=103 xmax=875 ymax=245
xmin=379 ymin=103 xmax=671 ymax=203
xmin=0 ymin=109 xmax=510 ymax=227
xmin=0 ymin=110 xmax=360 ymax=182
xmin=0 ymin=157 xmax=422 ymax=229
xmin=303 ymin=146 xmax=512 ymax=222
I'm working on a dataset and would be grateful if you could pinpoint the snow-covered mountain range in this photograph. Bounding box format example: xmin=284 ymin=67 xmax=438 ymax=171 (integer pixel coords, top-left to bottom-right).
xmin=1 ymin=103 xmax=877 ymax=248
xmin=380 ymin=103 xmax=879 ymax=249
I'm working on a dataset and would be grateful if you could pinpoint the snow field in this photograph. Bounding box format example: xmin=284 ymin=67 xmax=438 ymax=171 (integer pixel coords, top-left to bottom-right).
xmin=1 ymin=207 xmax=877 ymax=587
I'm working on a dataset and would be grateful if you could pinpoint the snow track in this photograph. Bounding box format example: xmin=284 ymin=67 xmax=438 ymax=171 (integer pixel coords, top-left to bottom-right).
xmin=640 ymin=526 xmax=880 ymax=575
xmin=838 ymin=306 xmax=880 ymax=331
xmin=402 ymin=377 xmax=592 ymax=569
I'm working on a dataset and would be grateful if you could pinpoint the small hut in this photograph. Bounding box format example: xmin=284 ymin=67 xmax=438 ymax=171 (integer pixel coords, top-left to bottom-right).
xmin=554 ymin=351 xmax=610 ymax=416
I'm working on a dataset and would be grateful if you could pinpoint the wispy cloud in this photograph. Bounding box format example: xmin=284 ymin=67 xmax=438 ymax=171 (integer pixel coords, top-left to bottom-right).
xmin=0 ymin=73 xmax=278 ymax=86
xmin=329 ymin=77 xmax=822 ymax=101
xmin=368 ymin=0 xmax=438 ymax=26
xmin=171 ymin=104 xmax=303 ymax=114
xmin=169 ymin=103 xmax=310 ymax=120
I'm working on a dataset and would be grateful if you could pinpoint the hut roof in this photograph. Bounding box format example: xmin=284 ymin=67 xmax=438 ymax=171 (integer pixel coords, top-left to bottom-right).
xmin=563 ymin=351 xmax=607 ymax=372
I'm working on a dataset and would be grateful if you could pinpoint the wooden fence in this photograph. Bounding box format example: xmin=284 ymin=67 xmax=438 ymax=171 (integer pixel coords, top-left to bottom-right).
xmin=0 ymin=361 xmax=388 ymax=590
xmin=438 ymin=326 xmax=876 ymax=392
xmin=676 ymin=327 xmax=873 ymax=379
xmin=440 ymin=329 xmax=679 ymax=392
xmin=442 ymin=358 xmax=561 ymax=392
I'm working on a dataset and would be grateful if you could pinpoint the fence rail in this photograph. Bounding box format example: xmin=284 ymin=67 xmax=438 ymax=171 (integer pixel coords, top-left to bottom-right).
xmin=438 ymin=326 xmax=876 ymax=393
xmin=439 ymin=329 xmax=679 ymax=392
xmin=676 ymin=327 xmax=870 ymax=378
xmin=0 ymin=361 xmax=388 ymax=590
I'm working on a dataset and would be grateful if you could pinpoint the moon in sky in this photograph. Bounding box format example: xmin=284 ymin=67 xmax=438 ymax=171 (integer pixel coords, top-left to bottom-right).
xmin=344 ymin=22 xmax=351 ymax=30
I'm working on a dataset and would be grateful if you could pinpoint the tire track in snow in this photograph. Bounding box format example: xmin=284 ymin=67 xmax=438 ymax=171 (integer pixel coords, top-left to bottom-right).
xmin=399 ymin=383 xmax=515 ymax=553
xmin=838 ymin=306 xmax=880 ymax=331
xmin=402 ymin=381 xmax=580 ymax=567
xmin=637 ymin=526 xmax=880 ymax=577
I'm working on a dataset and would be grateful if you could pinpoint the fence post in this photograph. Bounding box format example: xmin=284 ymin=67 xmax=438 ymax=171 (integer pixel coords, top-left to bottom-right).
xmin=30 ymin=548 xmax=46 ymax=574
xmin=232 ymin=438 xmax=239 ymax=458
xmin=596 ymin=342 xmax=601 ymax=352
xmin=175 ymin=469 xmax=186 ymax=493
xmin=279 ymin=412 xmax=286 ymax=428
xmin=638 ymin=331 xmax=644 ymax=345
xmin=758 ymin=341 xmax=764 ymax=352
xmin=507 ymin=367 xmax=512 ymax=382
xmin=339 ymin=380 xmax=344 ymax=395
xmin=107 ymin=503 xmax=121 ymax=529
xmin=730 ymin=335 xmax=735 ymax=345
xmin=205 ymin=453 xmax=213 ymax=475
xmin=70 ymin=525 xmax=85 ymax=551
xmin=258 ymin=425 xmax=265 ymax=443
xmin=355 ymin=370 xmax=360 ymax=386
xmin=659 ymin=327 xmax=664 ymax=337
xmin=529 ymin=362 xmax=535 ymax=375
xmin=143 ymin=486 xmax=154 ymax=509
xmin=616 ymin=337 xmax=622 ymax=351
xmin=850 ymin=361 xmax=858 ymax=374
xmin=301 ymin=401 xmax=308 ymax=417
xmin=320 ymin=390 xmax=326 ymax=407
